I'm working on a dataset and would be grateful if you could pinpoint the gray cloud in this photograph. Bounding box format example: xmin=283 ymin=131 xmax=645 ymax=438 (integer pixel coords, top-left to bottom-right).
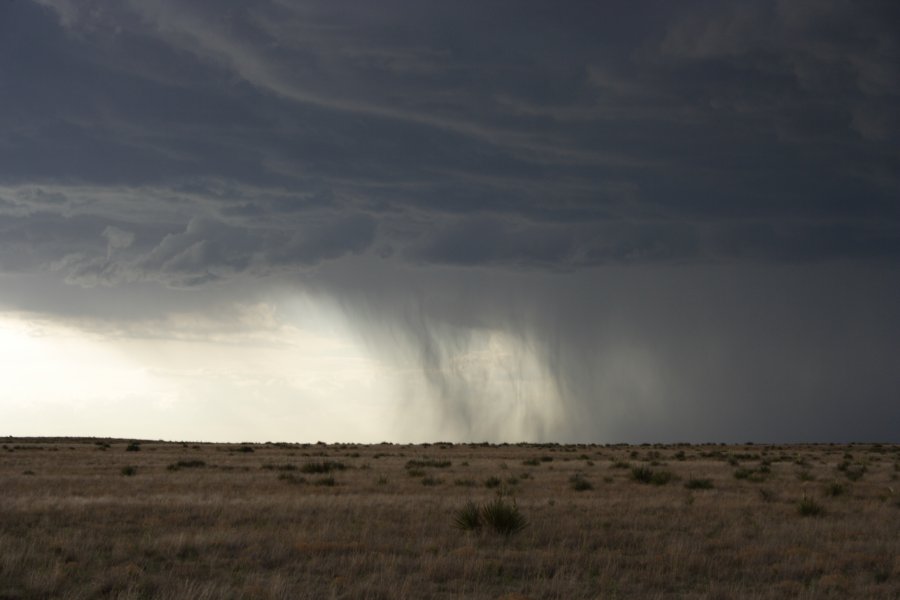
xmin=1 ymin=1 xmax=899 ymax=441
xmin=308 ymin=259 xmax=900 ymax=442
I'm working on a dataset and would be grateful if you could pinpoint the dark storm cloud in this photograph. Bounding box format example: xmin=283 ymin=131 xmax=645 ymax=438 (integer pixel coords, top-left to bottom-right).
xmin=2 ymin=0 xmax=896 ymax=277
xmin=2 ymin=1 xmax=899 ymax=441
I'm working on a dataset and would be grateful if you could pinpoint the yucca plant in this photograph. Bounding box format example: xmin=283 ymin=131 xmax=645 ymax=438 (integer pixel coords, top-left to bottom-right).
xmin=454 ymin=493 xmax=529 ymax=537
xmin=480 ymin=494 xmax=528 ymax=536
xmin=453 ymin=500 xmax=482 ymax=532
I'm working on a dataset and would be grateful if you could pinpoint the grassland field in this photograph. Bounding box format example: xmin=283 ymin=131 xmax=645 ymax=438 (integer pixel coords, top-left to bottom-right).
xmin=1 ymin=438 xmax=898 ymax=599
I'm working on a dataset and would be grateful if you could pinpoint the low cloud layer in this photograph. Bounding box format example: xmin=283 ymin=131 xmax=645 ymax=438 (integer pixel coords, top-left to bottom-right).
xmin=1 ymin=1 xmax=898 ymax=441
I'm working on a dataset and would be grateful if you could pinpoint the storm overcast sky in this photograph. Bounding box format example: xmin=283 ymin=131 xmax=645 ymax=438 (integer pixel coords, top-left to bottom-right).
xmin=1 ymin=0 xmax=898 ymax=442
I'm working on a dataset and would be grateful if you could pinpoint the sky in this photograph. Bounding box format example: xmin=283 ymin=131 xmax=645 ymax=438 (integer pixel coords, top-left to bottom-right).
xmin=1 ymin=0 xmax=898 ymax=443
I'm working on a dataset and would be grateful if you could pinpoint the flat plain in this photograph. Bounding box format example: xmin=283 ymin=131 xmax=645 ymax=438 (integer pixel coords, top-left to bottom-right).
xmin=0 ymin=438 xmax=897 ymax=599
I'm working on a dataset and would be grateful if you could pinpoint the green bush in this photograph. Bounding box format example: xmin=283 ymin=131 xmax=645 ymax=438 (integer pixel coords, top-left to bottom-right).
xmin=121 ymin=466 xmax=137 ymax=477
xmin=570 ymin=474 xmax=593 ymax=491
xmin=685 ymin=478 xmax=713 ymax=490
xmin=406 ymin=459 xmax=451 ymax=469
xmin=277 ymin=473 xmax=307 ymax=484
xmin=796 ymin=470 xmax=815 ymax=482
xmin=301 ymin=461 xmax=346 ymax=474
xmin=262 ymin=463 xmax=297 ymax=471
xmin=167 ymin=460 xmax=205 ymax=471
xmin=632 ymin=466 xmax=674 ymax=485
xmin=734 ymin=467 xmax=766 ymax=482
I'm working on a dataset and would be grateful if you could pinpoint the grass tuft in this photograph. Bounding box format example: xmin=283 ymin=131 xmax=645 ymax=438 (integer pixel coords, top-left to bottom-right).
xmin=685 ymin=477 xmax=713 ymax=490
xmin=300 ymin=461 xmax=346 ymax=474
xmin=824 ymin=482 xmax=846 ymax=497
xmin=484 ymin=476 xmax=502 ymax=488
xmin=797 ymin=496 xmax=824 ymax=516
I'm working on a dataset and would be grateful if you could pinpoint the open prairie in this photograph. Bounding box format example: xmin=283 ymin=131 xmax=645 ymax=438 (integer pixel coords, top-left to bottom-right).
xmin=0 ymin=439 xmax=897 ymax=599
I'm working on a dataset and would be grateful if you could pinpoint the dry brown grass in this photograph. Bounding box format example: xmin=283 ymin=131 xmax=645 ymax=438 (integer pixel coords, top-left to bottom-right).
xmin=1 ymin=439 xmax=898 ymax=599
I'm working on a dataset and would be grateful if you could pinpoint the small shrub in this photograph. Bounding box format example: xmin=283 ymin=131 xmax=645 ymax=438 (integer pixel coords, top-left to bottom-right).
xmin=632 ymin=467 xmax=673 ymax=485
xmin=844 ymin=466 xmax=866 ymax=481
xmin=759 ymin=488 xmax=776 ymax=502
xmin=522 ymin=458 xmax=540 ymax=466
xmin=121 ymin=466 xmax=137 ymax=477
xmin=236 ymin=445 xmax=254 ymax=453
xmin=734 ymin=468 xmax=753 ymax=480
xmin=406 ymin=459 xmax=451 ymax=469
xmin=824 ymin=482 xmax=846 ymax=497
xmin=421 ymin=476 xmax=442 ymax=486
xmin=796 ymin=470 xmax=816 ymax=482
xmin=376 ymin=476 xmax=388 ymax=485
xmin=734 ymin=467 xmax=766 ymax=482
xmin=301 ymin=461 xmax=346 ymax=474
xmin=650 ymin=470 xmax=674 ymax=485
xmin=484 ymin=476 xmax=502 ymax=488
xmin=407 ymin=468 xmax=426 ymax=478
xmin=167 ymin=460 xmax=205 ymax=471
xmin=685 ymin=478 xmax=713 ymax=490
xmin=125 ymin=443 xmax=141 ymax=452
xmin=314 ymin=476 xmax=336 ymax=486
xmin=454 ymin=478 xmax=476 ymax=487
xmin=798 ymin=496 xmax=824 ymax=517
xmin=632 ymin=466 xmax=653 ymax=483
xmin=570 ymin=474 xmax=593 ymax=491
xmin=262 ymin=463 xmax=297 ymax=471
xmin=278 ymin=473 xmax=307 ymax=484
xmin=611 ymin=461 xmax=630 ymax=469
